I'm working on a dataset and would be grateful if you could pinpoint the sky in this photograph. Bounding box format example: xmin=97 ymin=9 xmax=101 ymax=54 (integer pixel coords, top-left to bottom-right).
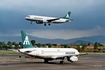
xmin=0 ymin=0 xmax=105 ymax=40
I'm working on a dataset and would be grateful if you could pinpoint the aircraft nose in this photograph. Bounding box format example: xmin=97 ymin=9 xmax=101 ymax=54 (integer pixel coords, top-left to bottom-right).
xmin=25 ymin=17 xmax=29 ymax=19
xmin=76 ymin=51 xmax=80 ymax=55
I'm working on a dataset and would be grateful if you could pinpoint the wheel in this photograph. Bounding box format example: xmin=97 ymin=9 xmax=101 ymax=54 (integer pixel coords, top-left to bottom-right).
xmin=44 ymin=23 xmax=46 ymax=26
xmin=48 ymin=23 xmax=51 ymax=26
xmin=60 ymin=61 xmax=64 ymax=64
xmin=19 ymin=56 xmax=21 ymax=58
xmin=44 ymin=59 xmax=48 ymax=63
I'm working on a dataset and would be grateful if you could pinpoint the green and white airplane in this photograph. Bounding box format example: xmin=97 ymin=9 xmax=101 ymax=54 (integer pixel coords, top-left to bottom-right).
xmin=25 ymin=12 xmax=72 ymax=26
xmin=18 ymin=30 xmax=79 ymax=64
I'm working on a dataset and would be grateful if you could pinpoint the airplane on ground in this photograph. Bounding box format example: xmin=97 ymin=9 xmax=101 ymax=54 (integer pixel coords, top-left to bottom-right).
xmin=25 ymin=12 xmax=73 ymax=26
xmin=18 ymin=30 xmax=79 ymax=64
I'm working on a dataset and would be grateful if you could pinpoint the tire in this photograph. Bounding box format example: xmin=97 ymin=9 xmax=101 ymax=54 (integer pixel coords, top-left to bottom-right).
xmin=60 ymin=61 xmax=64 ymax=64
xmin=44 ymin=59 xmax=48 ymax=63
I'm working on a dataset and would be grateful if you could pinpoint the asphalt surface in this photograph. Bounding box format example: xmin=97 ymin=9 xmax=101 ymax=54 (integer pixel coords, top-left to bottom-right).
xmin=0 ymin=53 xmax=105 ymax=70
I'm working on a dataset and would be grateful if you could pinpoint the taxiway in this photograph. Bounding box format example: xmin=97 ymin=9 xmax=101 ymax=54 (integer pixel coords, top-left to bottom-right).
xmin=0 ymin=53 xmax=105 ymax=70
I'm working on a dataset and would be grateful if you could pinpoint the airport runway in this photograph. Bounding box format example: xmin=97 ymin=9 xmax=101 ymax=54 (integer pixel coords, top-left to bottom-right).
xmin=0 ymin=54 xmax=105 ymax=70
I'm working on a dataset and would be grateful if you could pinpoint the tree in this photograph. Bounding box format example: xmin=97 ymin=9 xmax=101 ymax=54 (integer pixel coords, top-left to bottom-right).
xmin=82 ymin=43 xmax=87 ymax=52
xmin=53 ymin=44 xmax=57 ymax=46
xmin=77 ymin=44 xmax=82 ymax=52
xmin=37 ymin=43 xmax=42 ymax=47
xmin=7 ymin=41 xmax=12 ymax=49
xmin=46 ymin=43 xmax=52 ymax=48
xmin=63 ymin=44 xmax=68 ymax=48
xmin=0 ymin=42 xmax=3 ymax=50
xmin=0 ymin=45 xmax=3 ymax=50
xmin=88 ymin=42 xmax=90 ymax=46
xmin=1 ymin=42 xmax=8 ymax=50
xmin=31 ymin=40 xmax=36 ymax=46
xmin=19 ymin=42 xmax=23 ymax=48
xmin=14 ymin=44 xmax=19 ymax=49
xmin=12 ymin=42 xmax=16 ymax=45
xmin=41 ymin=44 xmax=46 ymax=47
xmin=94 ymin=42 xmax=99 ymax=50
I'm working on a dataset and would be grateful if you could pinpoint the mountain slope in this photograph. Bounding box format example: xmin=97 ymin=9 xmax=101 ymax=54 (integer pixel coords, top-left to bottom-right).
xmin=0 ymin=35 xmax=105 ymax=44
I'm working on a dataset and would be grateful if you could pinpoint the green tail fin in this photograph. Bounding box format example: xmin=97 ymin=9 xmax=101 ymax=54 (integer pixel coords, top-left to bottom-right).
xmin=63 ymin=12 xmax=71 ymax=19
xmin=21 ymin=30 xmax=34 ymax=48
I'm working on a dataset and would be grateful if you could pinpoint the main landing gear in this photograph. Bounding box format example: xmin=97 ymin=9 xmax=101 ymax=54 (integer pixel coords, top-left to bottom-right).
xmin=44 ymin=59 xmax=49 ymax=63
xmin=48 ymin=23 xmax=51 ymax=26
xmin=44 ymin=57 xmax=65 ymax=64
xmin=44 ymin=23 xmax=46 ymax=26
xmin=44 ymin=23 xmax=51 ymax=26
xmin=30 ymin=21 xmax=32 ymax=24
xmin=60 ymin=57 xmax=65 ymax=64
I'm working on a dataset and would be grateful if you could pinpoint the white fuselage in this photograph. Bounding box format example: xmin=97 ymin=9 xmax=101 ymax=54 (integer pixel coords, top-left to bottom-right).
xmin=19 ymin=48 xmax=79 ymax=59
xmin=25 ymin=15 xmax=71 ymax=23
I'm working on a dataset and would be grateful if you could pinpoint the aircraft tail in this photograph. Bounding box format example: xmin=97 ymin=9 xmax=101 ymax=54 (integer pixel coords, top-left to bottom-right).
xmin=21 ymin=30 xmax=34 ymax=48
xmin=63 ymin=12 xmax=71 ymax=19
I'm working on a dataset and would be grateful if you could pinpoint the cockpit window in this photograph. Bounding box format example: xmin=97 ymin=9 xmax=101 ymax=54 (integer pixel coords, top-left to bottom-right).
xmin=28 ymin=16 xmax=30 ymax=17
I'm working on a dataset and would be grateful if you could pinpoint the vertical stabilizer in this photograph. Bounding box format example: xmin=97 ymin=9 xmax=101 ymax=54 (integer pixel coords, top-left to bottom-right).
xmin=63 ymin=12 xmax=71 ymax=19
xmin=21 ymin=30 xmax=34 ymax=48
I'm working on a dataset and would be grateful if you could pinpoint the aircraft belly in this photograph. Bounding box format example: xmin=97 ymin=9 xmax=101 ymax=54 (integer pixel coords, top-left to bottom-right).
xmin=52 ymin=19 xmax=66 ymax=23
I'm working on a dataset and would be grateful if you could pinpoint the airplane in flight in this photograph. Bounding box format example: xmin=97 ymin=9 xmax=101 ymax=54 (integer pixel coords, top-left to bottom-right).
xmin=25 ymin=12 xmax=72 ymax=26
xmin=18 ymin=30 xmax=79 ymax=64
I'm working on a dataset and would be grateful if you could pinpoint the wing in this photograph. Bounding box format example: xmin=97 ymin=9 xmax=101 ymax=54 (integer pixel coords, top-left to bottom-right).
xmin=47 ymin=18 xmax=60 ymax=22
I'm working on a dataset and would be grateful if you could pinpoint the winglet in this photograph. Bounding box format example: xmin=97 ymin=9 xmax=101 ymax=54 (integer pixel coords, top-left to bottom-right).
xmin=21 ymin=30 xmax=34 ymax=48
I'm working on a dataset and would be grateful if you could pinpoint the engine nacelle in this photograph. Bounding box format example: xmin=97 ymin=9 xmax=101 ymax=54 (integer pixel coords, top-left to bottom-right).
xmin=36 ymin=19 xmax=48 ymax=24
xmin=67 ymin=56 xmax=78 ymax=62
xmin=36 ymin=21 xmax=43 ymax=24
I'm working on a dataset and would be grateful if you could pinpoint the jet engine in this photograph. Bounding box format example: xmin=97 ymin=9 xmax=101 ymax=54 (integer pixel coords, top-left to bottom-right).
xmin=36 ymin=19 xmax=48 ymax=24
xmin=67 ymin=56 xmax=78 ymax=62
xmin=36 ymin=21 xmax=43 ymax=24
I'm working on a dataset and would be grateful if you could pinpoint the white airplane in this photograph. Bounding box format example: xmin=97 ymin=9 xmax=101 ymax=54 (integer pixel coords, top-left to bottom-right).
xmin=25 ymin=12 xmax=72 ymax=26
xmin=18 ymin=30 xmax=79 ymax=64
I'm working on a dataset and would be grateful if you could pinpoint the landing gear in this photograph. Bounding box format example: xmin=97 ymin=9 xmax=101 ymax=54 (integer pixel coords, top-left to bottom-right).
xmin=44 ymin=23 xmax=51 ymax=26
xmin=44 ymin=59 xmax=48 ymax=63
xmin=19 ymin=56 xmax=21 ymax=58
xmin=60 ymin=61 xmax=64 ymax=64
xmin=48 ymin=23 xmax=51 ymax=26
xmin=44 ymin=23 xmax=46 ymax=26
xmin=30 ymin=21 xmax=32 ymax=24
xmin=60 ymin=57 xmax=65 ymax=64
